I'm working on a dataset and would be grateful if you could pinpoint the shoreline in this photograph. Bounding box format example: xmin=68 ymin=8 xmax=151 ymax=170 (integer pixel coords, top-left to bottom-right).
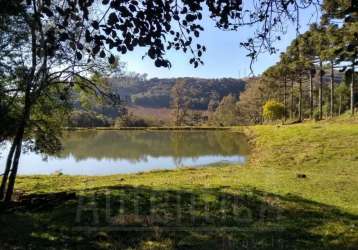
xmin=63 ymin=126 xmax=241 ymax=131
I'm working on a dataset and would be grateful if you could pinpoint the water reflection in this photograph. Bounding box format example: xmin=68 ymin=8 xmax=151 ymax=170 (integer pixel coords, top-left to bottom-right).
xmin=0 ymin=130 xmax=249 ymax=175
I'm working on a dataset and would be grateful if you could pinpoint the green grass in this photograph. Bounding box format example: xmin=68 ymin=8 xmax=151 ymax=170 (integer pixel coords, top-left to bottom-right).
xmin=1 ymin=121 xmax=358 ymax=249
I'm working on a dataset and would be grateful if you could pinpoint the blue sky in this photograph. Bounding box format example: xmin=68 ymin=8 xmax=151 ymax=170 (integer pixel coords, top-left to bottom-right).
xmin=121 ymin=6 xmax=320 ymax=79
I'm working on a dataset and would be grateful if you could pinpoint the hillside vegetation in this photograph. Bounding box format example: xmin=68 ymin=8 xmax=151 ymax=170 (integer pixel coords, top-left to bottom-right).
xmin=109 ymin=77 xmax=246 ymax=110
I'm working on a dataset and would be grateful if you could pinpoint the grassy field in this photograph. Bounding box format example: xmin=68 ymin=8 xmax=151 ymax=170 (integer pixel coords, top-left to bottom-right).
xmin=1 ymin=120 xmax=358 ymax=249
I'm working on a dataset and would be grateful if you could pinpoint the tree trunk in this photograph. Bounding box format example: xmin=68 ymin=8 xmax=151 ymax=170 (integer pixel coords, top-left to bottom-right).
xmin=339 ymin=94 xmax=342 ymax=116
xmin=299 ymin=76 xmax=303 ymax=122
xmin=291 ymin=79 xmax=294 ymax=120
xmin=351 ymin=61 xmax=355 ymax=115
xmin=4 ymin=130 xmax=24 ymax=202
xmin=283 ymin=76 xmax=287 ymax=122
xmin=319 ymin=59 xmax=323 ymax=120
xmin=176 ymin=104 xmax=181 ymax=126
xmin=330 ymin=61 xmax=334 ymax=118
xmin=309 ymin=71 xmax=314 ymax=119
xmin=0 ymin=140 xmax=16 ymax=200
xmin=3 ymin=82 xmax=31 ymax=202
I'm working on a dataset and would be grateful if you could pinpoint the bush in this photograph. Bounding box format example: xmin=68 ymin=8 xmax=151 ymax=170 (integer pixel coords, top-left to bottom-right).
xmin=115 ymin=113 xmax=150 ymax=127
xmin=313 ymin=104 xmax=329 ymax=121
xmin=68 ymin=111 xmax=112 ymax=127
xmin=262 ymin=99 xmax=284 ymax=121
xmin=313 ymin=108 xmax=321 ymax=121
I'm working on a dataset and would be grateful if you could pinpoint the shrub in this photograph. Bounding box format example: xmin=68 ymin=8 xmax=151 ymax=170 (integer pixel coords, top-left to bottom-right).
xmin=313 ymin=104 xmax=329 ymax=121
xmin=68 ymin=111 xmax=112 ymax=127
xmin=262 ymin=99 xmax=284 ymax=121
xmin=115 ymin=113 xmax=150 ymax=127
xmin=313 ymin=108 xmax=321 ymax=121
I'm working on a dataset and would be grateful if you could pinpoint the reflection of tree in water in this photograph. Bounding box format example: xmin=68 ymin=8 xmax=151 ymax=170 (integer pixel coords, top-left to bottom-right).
xmin=213 ymin=131 xmax=249 ymax=155
xmin=171 ymin=132 xmax=184 ymax=167
xmin=54 ymin=130 xmax=249 ymax=162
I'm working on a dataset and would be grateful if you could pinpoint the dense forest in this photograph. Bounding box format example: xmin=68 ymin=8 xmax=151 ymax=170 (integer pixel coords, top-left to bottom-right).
xmin=108 ymin=77 xmax=246 ymax=109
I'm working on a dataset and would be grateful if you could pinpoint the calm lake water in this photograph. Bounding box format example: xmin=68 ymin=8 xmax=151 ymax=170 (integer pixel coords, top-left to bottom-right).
xmin=0 ymin=130 xmax=249 ymax=176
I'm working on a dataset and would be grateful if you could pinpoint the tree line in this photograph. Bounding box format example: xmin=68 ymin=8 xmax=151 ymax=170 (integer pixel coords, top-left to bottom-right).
xmin=237 ymin=1 xmax=357 ymax=123
xmin=168 ymin=1 xmax=358 ymax=125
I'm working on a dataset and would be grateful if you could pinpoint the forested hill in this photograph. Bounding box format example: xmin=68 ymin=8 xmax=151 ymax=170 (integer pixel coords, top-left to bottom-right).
xmin=107 ymin=77 xmax=247 ymax=110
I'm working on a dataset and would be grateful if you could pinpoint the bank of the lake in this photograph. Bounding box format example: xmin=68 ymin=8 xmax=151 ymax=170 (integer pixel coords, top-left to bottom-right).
xmin=1 ymin=121 xmax=358 ymax=249
xmin=64 ymin=126 xmax=236 ymax=131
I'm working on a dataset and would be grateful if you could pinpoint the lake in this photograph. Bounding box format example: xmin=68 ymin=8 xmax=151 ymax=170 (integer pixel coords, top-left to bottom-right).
xmin=0 ymin=130 xmax=249 ymax=176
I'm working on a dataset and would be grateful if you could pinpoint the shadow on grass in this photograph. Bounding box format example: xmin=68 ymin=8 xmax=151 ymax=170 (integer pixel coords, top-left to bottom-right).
xmin=0 ymin=185 xmax=357 ymax=250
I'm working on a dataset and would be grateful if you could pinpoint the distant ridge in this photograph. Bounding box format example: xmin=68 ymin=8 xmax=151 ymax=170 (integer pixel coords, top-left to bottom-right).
xmin=107 ymin=77 xmax=247 ymax=110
